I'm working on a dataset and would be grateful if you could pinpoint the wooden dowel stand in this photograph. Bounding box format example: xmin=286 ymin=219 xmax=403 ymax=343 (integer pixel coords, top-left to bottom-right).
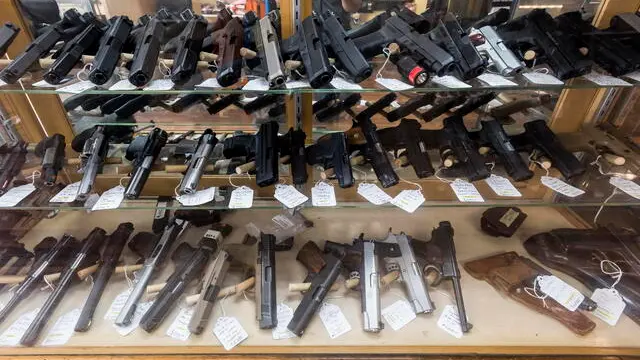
xmin=183 ymin=277 xmax=256 ymax=306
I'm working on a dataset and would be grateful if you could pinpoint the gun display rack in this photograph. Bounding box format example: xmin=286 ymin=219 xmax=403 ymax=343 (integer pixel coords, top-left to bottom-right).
xmin=1 ymin=0 xmax=640 ymax=358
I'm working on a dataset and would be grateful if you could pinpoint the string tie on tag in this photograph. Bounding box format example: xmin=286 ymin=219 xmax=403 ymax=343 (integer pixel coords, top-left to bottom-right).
xmin=332 ymin=65 xmax=349 ymax=80
xmin=593 ymin=188 xmax=618 ymax=225
xmin=124 ymin=266 xmax=134 ymax=289
xmin=376 ymin=47 xmax=392 ymax=79
xmin=524 ymin=276 xmax=548 ymax=308
xmin=528 ymin=153 xmax=549 ymax=176
xmin=44 ymin=275 xmax=56 ymax=292
xmin=158 ymin=60 xmax=171 ymax=78
xmin=399 ymin=177 xmax=422 ymax=191
xmin=434 ymin=167 xmax=453 ymax=183
xmin=353 ymin=167 xmax=368 ymax=183
xmin=77 ymin=63 xmax=93 ymax=81
xmin=119 ymin=177 xmax=129 ymax=188
xmin=600 ymin=259 xmax=622 ymax=289
xmin=28 ymin=170 xmax=41 ymax=185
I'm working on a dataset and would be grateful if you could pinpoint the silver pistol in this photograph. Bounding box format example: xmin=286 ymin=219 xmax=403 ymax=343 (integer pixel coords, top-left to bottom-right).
xmin=477 ymin=26 xmax=523 ymax=77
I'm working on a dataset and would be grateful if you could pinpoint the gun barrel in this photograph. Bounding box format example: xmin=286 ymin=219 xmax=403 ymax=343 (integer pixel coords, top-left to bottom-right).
xmin=257 ymin=233 xmax=277 ymax=329
xmin=361 ymin=240 xmax=382 ymax=332
xmin=388 ymin=233 xmax=434 ymax=314
xmin=179 ymin=130 xmax=217 ymax=195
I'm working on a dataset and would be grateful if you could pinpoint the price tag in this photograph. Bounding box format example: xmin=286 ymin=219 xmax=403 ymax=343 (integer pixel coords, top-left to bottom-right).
xmin=318 ymin=303 xmax=351 ymax=339
xmin=583 ymin=72 xmax=631 ymax=87
xmin=390 ymin=100 xmax=401 ymax=108
xmin=375 ymin=78 xmax=414 ymax=91
xmin=485 ymin=175 xmax=522 ymax=197
xmin=285 ymin=80 xmax=311 ymax=89
xmin=477 ymin=73 xmax=517 ymax=87
xmin=591 ymin=288 xmax=626 ymax=326
xmin=228 ymin=186 xmax=254 ymax=209
xmin=91 ymin=185 xmax=125 ymax=211
xmin=437 ymin=305 xmax=463 ymax=339
xmin=143 ymin=79 xmax=174 ymax=91
xmin=331 ymin=77 xmax=362 ymax=90
xmin=450 ymin=179 xmax=484 ymax=202
xmin=49 ymin=182 xmax=80 ymax=203
xmin=624 ymin=71 xmax=640 ymax=82
xmin=213 ymin=316 xmax=248 ymax=351
xmin=274 ymin=184 xmax=308 ymax=208
xmin=391 ymin=190 xmax=425 ymax=213
xmin=0 ymin=183 xmax=36 ymax=208
xmin=537 ymin=275 xmax=584 ymax=311
xmin=57 ymin=80 xmax=96 ymax=94
xmin=197 ymin=78 xmax=222 ymax=88
xmin=382 ymin=300 xmax=416 ymax=331
xmin=114 ymin=301 xmax=153 ymax=336
xmin=359 ymin=100 xmax=368 ymax=107
xmin=243 ymin=78 xmax=270 ymax=91
xmin=272 ymin=304 xmax=296 ymax=340
xmin=176 ymin=187 xmax=216 ymax=206
xmin=311 ymin=182 xmax=336 ymax=207
xmin=33 ymin=79 xmax=70 ymax=88
xmin=522 ymin=72 xmax=564 ymax=85
xmin=609 ymin=176 xmax=640 ymax=200
xmin=0 ymin=80 xmax=7 ymax=87
xmin=541 ymin=176 xmax=585 ymax=197
xmin=357 ymin=183 xmax=392 ymax=205
xmin=104 ymin=289 xmax=132 ymax=322
xmin=109 ymin=79 xmax=138 ymax=90
xmin=42 ymin=308 xmax=81 ymax=346
xmin=431 ymin=75 xmax=472 ymax=88
xmin=0 ymin=308 xmax=39 ymax=346
xmin=166 ymin=307 xmax=194 ymax=341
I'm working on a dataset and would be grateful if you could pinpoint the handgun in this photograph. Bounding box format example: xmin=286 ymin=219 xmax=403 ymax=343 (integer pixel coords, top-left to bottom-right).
xmin=413 ymin=221 xmax=471 ymax=332
xmin=216 ymin=18 xmax=243 ymax=87
xmin=44 ymin=21 xmax=104 ymax=85
xmin=116 ymin=217 xmax=188 ymax=326
xmin=75 ymin=223 xmax=135 ymax=332
xmin=429 ymin=13 xmax=486 ymax=80
xmin=189 ymin=246 xmax=231 ymax=334
xmin=288 ymin=241 xmax=343 ymax=337
xmin=171 ymin=12 xmax=207 ymax=85
xmin=315 ymin=93 xmax=361 ymax=122
xmin=475 ymin=119 xmax=533 ymax=181
xmin=34 ymin=134 xmax=66 ymax=186
xmin=124 ymin=128 xmax=168 ymax=199
xmin=383 ymin=93 xmax=436 ymax=122
xmin=420 ymin=95 xmax=467 ymax=123
xmin=282 ymin=15 xmax=334 ymax=88
xmin=0 ymin=9 xmax=93 ymax=84
xmin=152 ymin=196 xmax=172 ymax=234
xmin=496 ymin=9 xmax=592 ymax=80
xmin=378 ymin=119 xmax=435 ymax=178
xmin=179 ymin=129 xmax=218 ymax=195
xmin=88 ymin=16 xmax=134 ymax=85
xmin=21 ymin=228 xmax=106 ymax=346
xmin=0 ymin=23 xmax=20 ymax=57
xmin=510 ymin=119 xmax=585 ymax=179
xmin=254 ymin=15 xmax=286 ymax=88
xmin=256 ymin=234 xmax=294 ymax=329
xmin=72 ymin=126 xmax=108 ymax=200
xmin=0 ymin=141 xmax=28 ymax=194
xmin=140 ymin=237 xmax=217 ymax=332
xmin=437 ymin=116 xmax=490 ymax=182
xmin=318 ymin=11 xmax=372 ymax=83
xmin=0 ymin=235 xmax=79 ymax=325
xmin=255 ymin=121 xmax=279 ymax=187
xmin=129 ymin=17 xmax=166 ymax=87
xmin=306 ymin=132 xmax=354 ymax=188
xmin=278 ymin=128 xmax=308 ymax=185
xmin=474 ymin=26 xmax=524 ymax=77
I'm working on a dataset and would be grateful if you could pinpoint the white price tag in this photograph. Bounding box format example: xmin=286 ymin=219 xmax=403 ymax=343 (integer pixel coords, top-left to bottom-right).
xmin=583 ymin=72 xmax=631 ymax=87
xmin=311 ymin=182 xmax=336 ymax=207
xmin=213 ymin=316 xmax=248 ymax=351
xmin=538 ymin=275 xmax=584 ymax=312
xmin=382 ymin=300 xmax=416 ymax=331
xmin=285 ymin=80 xmax=311 ymax=89
xmin=272 ymin=304 xmax=296 ymax=340
xmin=477 ymin=73 xmax=517 ymax=87
xmin=541 ymin=176 xmax=585 ymax=197
xmin=450 ymin=179 xmax=484 ymax=202
xmin=0 ymin=308 xmax=39 ymax=346
xmin=57 ymin=80 xmax=96 ymax=94
xmin=114 ymin=301 xmax=153 ymax=336
xmin=91 ymin=185 xmax=125 ymax=211
xmin=375 ymin=78 xmax=414 ymax=91
xmin=104 ymin=289 xmax=132 ymax=322
xmin=359 ymin=100 xmax=368 ymax=107
xmin=243 ymin=78 xmax=270 ymax=91
xmin=228 ymin=186 xmax=254 ymax=209
xmin=33 ymin=79 xmax=69 ymax=88
xmin=143 ymin=79 xmax=174 ymax=91
xmin=0 ymin=183 xmax=36 ymax=208
xmin=609 ymin=176 xmax=640 ymax=200
xmin=390 ymin=100 xmax=401 ymax=108
xmin=431 ymin=75 xmax=472 ymax=88
xmin=197 ymin=78 xmax=222 ymax=88
xmin=391 ymin=190 xmax=425 ymax=213
xmin=318 ymin=303 xmax=351 ymax=339
xmin=166 ymin=307 xmax=194 ymax=341
xmin=0 ymin=80 xmax=7 ymax=87
xmin=274 ymin=184 xmax=308 ymax=208
xmin=176 ymin=187 xmax=216 ymax=206
xmin=49 ymin=182 xmax=80 ymax=203
xmin=591 ymin=288 xmax=626 ymax=326
xmin=624 ymin=71 xmax=640 ymax=82
xmin=437 ymin=305 xmax=463 ymax=339
xmin=109 ymin=79 xmax=138 ymax=90
xmin=357 ymin=183 xmax=392 ymax=205
xmin=522 ymin=72 xmax=564 ymax=85
xmin=331 ymin=77 xmax=362 ymax=90
xmin=42 ymin=308 xmax=81 ymax=346
xmin=485 ymin=175 xmax=522 ymax=197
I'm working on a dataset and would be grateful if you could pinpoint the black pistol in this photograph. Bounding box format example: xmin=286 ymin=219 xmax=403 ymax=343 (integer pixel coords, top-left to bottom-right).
xmin=124 ymin=128 xmax=168 ymax=199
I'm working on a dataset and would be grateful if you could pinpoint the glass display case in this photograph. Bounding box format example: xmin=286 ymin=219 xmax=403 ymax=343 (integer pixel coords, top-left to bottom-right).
xmin=0 ymin=0 xmax=639 ymax=358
